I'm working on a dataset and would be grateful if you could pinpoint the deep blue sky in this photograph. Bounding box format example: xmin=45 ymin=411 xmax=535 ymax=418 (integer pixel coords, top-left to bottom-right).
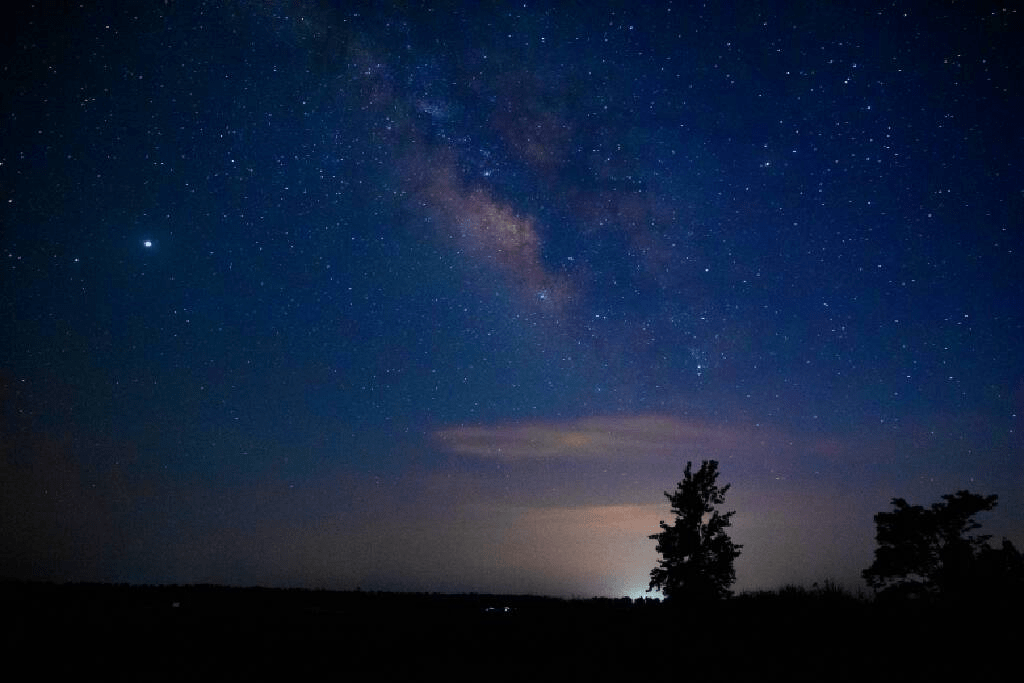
xmin=2 ymin=0 xmax=1021 ymax=597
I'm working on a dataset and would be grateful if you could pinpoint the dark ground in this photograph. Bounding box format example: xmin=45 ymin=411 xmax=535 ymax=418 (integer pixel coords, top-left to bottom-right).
xmin=1 ymin=581 xmax=1016 ymax=680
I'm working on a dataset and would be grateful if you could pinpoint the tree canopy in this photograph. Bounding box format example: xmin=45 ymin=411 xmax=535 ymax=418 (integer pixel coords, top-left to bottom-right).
xmin=863 ymin=490 xmax=1023 ymax=599
xmin=649 ymin=460 xmax=741 ymax=601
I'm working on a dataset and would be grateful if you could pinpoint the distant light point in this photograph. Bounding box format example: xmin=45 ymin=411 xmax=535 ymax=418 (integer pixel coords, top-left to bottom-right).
xmin=143 ymin=240 xmax=153 ymax=248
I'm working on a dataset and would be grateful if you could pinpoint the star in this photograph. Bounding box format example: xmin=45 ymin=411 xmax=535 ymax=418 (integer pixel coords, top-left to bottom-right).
xmin=143 ymin=240 xmax=153 ymax=248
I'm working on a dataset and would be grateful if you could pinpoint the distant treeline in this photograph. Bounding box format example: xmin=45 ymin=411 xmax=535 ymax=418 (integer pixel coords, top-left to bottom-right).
xmin=2 ymin=579 xmax=1018 ymax=679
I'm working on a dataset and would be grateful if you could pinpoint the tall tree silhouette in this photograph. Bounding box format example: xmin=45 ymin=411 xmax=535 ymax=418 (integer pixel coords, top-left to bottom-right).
xmin=649 ymin=460 xmax=741 ymax=601
xmin=863 ymin=490 xmax=1022 ymax=598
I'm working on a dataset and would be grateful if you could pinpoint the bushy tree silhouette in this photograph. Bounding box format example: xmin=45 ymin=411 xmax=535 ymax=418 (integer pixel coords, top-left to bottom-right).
xmin=649 ymin=460 xmax=741 ymax=601
xmin=863 ymin=490 xmax=1023 ymax=599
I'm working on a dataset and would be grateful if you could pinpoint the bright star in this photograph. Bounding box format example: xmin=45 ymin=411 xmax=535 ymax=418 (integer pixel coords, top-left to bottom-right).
xmin=143 ymin=240 xmax=153 ymax=248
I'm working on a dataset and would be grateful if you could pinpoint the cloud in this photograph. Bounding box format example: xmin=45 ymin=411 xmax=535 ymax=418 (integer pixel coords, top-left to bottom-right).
xmin=433 ymin=414 xmax=768 ymax=460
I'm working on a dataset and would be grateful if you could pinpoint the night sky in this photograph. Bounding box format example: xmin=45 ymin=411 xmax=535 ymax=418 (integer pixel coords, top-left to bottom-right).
xmin=2 ymin=1 xmax=1021 ymax=598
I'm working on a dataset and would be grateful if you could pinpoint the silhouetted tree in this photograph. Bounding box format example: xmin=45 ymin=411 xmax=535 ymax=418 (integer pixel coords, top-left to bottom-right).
xmin=649 ymin=460 xmax=741 ymax=601
xmin=863 ymin=490 xmax=1023 ymax=599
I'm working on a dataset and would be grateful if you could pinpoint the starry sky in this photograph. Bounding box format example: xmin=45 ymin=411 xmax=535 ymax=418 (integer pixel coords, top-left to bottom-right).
xmin=2 ymin=1 xmax=1022 ymax=598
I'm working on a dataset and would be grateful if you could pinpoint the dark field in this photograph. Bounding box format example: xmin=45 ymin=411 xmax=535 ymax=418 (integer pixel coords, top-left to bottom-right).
xmin=2 ymin=581 xmax=1015 ymax=680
